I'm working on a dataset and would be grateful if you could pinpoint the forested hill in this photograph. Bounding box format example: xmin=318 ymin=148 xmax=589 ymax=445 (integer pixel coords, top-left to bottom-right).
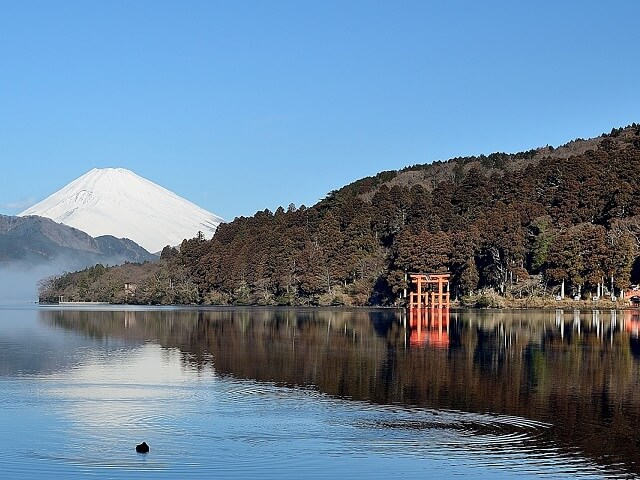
xmin=40 ymin=124 xmax=640 ymax=306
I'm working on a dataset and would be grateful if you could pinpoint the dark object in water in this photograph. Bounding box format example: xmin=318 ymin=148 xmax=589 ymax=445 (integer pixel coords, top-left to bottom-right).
xmin=136 ymin=442 xmax=150 ymax=453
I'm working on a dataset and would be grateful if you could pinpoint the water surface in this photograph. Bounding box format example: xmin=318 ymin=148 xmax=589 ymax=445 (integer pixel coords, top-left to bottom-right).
xmin=1 ymin=306 xmax=638 ymax=479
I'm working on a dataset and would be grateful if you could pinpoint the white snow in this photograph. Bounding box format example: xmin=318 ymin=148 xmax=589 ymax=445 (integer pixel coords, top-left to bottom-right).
xmin=19 ymin=168 xmax=224 ymax=253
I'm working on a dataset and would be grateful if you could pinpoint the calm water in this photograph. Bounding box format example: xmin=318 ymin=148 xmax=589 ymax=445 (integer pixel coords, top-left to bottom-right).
xmin=1 ymin=306 xmax=639 ymax=479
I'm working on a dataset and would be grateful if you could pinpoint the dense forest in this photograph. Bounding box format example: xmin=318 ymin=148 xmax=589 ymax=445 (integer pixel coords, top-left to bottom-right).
xmin=40 ymin=124 xmax=640 ymax=306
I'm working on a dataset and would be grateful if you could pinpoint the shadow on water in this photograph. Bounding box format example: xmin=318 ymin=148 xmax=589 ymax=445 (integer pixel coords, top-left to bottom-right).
xmin=37 ymin=306 xmax=640 ymax=476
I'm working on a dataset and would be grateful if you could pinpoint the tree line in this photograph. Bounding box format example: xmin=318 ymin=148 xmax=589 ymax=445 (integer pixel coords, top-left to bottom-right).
xmin=39 ymin=124 xmax=640 ymax=305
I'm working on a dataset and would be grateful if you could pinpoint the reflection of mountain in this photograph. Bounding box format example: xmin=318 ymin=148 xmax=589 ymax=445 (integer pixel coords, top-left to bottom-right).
xmin=40 ymin=307 xmax=640 ymax=476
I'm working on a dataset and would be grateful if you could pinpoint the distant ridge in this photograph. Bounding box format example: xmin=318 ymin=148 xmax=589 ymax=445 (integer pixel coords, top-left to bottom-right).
xmin=0 ymin=214 xmax=156 ymax=267
xmin=19 ymin=168 xmax=224 ymax=252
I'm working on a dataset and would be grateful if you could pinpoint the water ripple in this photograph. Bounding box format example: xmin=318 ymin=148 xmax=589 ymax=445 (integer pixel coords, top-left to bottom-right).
xmin=348 ymin=408 xmax=623 ymax=478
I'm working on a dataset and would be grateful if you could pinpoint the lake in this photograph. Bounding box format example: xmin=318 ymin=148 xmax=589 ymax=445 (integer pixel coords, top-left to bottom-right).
xmin=1 ymin=305 xmax=639 ymax=479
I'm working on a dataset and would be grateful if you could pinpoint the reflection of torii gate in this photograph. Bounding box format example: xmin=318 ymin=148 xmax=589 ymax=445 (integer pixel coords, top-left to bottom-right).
xmin=407 ymin=273 xmax=450 ymax=309
xmin=408 ymin=307 xmax=449 ymax=348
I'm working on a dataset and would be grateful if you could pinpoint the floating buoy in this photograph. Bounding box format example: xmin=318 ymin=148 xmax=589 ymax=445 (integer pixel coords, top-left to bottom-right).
xmin=136 ymin=442 xmax=150 ymax=453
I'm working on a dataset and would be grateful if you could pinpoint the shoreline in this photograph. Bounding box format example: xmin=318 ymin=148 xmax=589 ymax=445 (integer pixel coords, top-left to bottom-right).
xmin=35 ymin=298 xmax=640 ymax=310
xmin=456 ymin=297 xmax=636 ymax=310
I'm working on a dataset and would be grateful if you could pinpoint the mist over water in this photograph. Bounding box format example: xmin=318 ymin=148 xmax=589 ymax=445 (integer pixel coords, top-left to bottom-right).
xmin=0 ymin=263 xmax=61 ymax=303
xmin=0 ymin=263 xmax=96 ymax=304
xmin=0 ymin=251 xmax=140 ymax=303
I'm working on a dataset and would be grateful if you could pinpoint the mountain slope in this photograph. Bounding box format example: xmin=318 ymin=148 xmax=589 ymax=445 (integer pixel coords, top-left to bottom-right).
xmin=19 ymin=168 xmax=224 ymax=252
xmin=0 ymin=214 xmax=156 ymax=268
xmin=93 ymin=235 xmax=156 ymax=264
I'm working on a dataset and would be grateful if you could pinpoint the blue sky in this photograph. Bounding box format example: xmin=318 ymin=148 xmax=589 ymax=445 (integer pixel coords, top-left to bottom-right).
xmin=1 ymin=0 xmax=639 ymax=221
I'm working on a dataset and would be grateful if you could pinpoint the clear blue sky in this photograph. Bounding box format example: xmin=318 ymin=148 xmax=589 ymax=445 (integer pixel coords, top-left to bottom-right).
xmin=1 ymin=0 xmax=638 ymax=221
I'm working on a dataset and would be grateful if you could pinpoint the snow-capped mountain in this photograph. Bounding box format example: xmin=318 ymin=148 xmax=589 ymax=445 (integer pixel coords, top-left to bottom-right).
xmin=19 ymin=168 xmax=224 ymax=253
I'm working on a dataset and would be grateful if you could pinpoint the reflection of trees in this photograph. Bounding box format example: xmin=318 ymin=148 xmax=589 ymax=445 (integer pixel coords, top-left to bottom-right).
xmin=41 ymin=307 xmax=640 ymax=474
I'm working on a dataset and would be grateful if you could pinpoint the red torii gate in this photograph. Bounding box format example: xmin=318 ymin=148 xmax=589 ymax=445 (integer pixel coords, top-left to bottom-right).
xmin=407 ymin=273 xmax=450 ymax=309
